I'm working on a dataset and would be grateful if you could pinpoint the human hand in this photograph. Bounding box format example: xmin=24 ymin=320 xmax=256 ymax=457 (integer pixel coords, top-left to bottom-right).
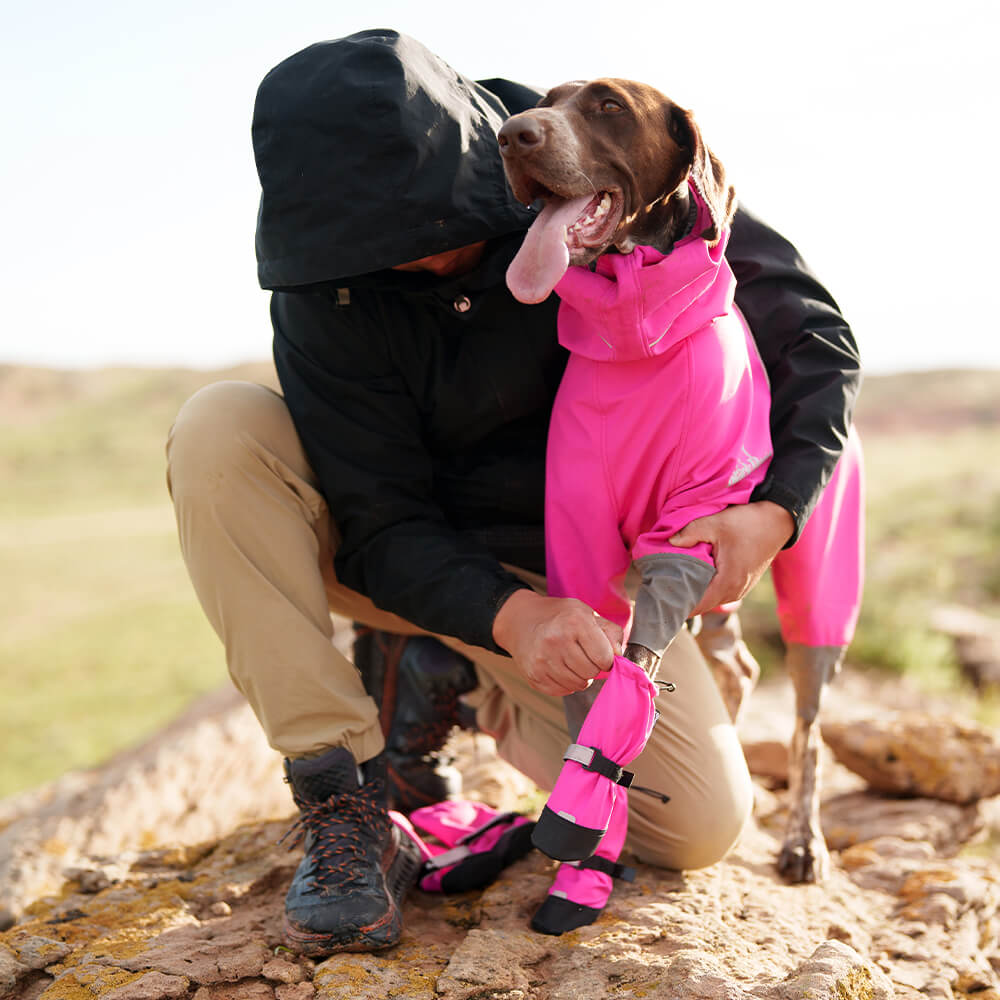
xmin=668 ymin=501 xmax=795 ymax=616
xmin=492 ymin=589 xmax=623 ymax=696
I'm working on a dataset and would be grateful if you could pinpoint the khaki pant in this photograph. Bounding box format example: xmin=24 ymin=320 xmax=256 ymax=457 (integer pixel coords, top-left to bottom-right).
xmin=166 ymin=381 xmax=752 ymax=869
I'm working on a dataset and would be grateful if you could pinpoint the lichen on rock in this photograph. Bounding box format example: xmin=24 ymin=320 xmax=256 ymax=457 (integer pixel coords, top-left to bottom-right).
xmin=5 ymin=681 xmax=1000 ymax=998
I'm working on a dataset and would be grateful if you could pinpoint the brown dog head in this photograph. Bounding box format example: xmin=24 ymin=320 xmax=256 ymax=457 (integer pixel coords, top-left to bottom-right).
xmin=498 ymin=79 xmax=736 ymax=300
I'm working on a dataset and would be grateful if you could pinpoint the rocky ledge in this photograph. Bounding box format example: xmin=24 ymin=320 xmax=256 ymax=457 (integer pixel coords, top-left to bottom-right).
xmin=4 ymin=671 xmax=1000 ymax=999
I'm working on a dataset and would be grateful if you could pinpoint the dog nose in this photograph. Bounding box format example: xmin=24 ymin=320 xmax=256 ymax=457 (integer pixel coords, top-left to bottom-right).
xmin=498 ymin=114 xmax=545 ymax=156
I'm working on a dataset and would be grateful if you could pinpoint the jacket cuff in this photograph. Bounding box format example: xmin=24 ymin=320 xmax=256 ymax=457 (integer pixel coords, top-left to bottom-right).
xmin=486 ymin=580 xmax=534 ymax=657
xmin=749 ymin=476 xmax=806 ymax=548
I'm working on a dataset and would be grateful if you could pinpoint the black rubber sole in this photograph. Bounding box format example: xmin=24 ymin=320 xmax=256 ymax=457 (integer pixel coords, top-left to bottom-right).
xmin=531 ymin=805 xmax=604 ymax=862
xmin=531 ymin=894 xmax=602 ymax=936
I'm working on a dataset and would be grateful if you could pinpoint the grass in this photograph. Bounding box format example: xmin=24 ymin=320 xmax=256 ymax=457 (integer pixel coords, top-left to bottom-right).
xmin=2 ymin=363 xmax=1000 ymax=798
xmin=0 ymin=509 xmax=227 ymax=797
xmin=739 ymin=406 xmax=1000 ymax=719
xmin=0 ymin=363 xmax=275 ymax=798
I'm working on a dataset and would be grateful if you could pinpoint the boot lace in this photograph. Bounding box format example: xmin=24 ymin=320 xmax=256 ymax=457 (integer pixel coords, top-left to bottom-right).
xmin=280 ymin=782 xmax=392 ymax=892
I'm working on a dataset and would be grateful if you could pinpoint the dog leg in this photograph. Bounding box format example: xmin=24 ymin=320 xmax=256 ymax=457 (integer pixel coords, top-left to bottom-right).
xmin=694 ymin=610 xmax=761 ymax=722
xmin=777 ymin=643 xmax=845 ymax=883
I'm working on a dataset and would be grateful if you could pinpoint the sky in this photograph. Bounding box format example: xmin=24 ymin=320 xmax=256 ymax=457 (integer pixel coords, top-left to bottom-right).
xmin=2 ymin=0 xmax=996 ymax=375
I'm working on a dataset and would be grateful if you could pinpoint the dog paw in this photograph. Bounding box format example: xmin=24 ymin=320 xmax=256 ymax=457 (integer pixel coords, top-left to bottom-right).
xmin=777 ymin=834 xmax=830 ymax=884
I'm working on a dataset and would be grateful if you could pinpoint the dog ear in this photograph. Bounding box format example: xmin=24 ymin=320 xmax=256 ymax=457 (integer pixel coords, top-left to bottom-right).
xmin=666 ymin=104 xmax=736 ymax=246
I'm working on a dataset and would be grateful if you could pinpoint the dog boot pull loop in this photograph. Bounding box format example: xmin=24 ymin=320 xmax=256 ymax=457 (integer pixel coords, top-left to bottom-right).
xmin=562 ymin=743 xmax=670 ymax=803
xmin=629 ymin=783 xmax=671 ymax=804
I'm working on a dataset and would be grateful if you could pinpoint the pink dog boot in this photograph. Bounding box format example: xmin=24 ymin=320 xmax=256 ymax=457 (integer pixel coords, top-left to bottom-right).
xmin=403 ymin=801 xmax=536 ymax=894
xmin=531 ymin=790 xmax=634 ymax=935
xmin=532 ymin=655 xmax=661 ymax=861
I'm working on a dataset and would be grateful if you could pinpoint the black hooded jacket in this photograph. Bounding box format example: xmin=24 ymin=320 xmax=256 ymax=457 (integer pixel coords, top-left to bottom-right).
xmin=254 ymin=29 xmax=861 ymax=654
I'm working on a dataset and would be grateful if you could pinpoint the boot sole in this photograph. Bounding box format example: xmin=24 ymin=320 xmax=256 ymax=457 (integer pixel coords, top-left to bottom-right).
xmin=531 ymin=894 xmax=602 ymax=936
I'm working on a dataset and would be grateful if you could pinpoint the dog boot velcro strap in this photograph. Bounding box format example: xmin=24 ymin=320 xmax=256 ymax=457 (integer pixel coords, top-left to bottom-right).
xmin=563 ymin=743 xmax=634 ymax=788
xmin=576 ymin=855 xmax=636 ymax=882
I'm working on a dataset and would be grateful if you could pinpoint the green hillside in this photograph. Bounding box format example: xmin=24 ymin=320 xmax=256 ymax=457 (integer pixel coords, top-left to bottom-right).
xmin=743 ymin=368 xmax=1000 ymax=683
xmin=0 ymin=364 xmax=277 ymax=798
xmin=2 ymin=364 xmax=999 ymax=798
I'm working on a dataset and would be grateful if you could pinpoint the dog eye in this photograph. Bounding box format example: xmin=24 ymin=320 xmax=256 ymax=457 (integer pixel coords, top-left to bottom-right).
xmin=600 ymin=99 xmax=624 ymax=113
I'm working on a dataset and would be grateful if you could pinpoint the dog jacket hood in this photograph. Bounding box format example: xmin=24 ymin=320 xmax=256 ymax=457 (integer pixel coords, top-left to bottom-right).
xmin=252 ymin=29 xmax=537 ymax=289
xmin=554 ymin=185 xmax=735 ymax=363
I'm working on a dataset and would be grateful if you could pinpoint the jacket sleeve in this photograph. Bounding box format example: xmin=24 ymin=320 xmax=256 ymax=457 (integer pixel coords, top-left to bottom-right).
xmin=728 ymin=206 xmax=862 ymax=545
xmin=271 ymin=286 xmax=528 ymax=653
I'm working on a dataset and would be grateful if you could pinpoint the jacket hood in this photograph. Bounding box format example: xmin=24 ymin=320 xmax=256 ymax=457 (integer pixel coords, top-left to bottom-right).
xmin=252 ymin=29 xmax=537 ymax=289
xmin=553 ymin=184 xmax=736 ymax=362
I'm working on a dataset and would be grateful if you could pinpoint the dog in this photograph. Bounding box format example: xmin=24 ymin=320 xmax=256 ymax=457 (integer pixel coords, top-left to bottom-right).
xmin=498 ymin=78 xmax=863 ymax=888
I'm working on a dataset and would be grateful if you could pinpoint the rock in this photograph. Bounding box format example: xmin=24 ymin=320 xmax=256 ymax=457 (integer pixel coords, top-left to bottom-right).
xmin=0 ymin=946 xmax=29 ymax=999
xmin=0 ymin=685 xmax=292 ymax=924
xmin=2 ymin=793 xmax=1000 ymax=999
xmin=119 ymin=932 xmax=274 ymax=984
xmin=839 ymin=837 xmax=937 ymax=894
xmin=822 ymin=790 xmax=983 ymax=853
xmin=276 ymin=986 xmax=316 ymax=1000
xmin=6 ymin=668 xmax=1000 ymax=999
xmin=193 ymin=985 xmax=275 ymax=999
xmin=3 ymin=932 xmax=72 ymax=969
xmin=766 ymin=939 xmax=895 ymax=999
xmin=436 ymin=929 xmax=548 ymax=999
xmin=104 ymin=971 xmax=191 ymax=999
xmin=822 ymin=713 xmax=1000 ymax=802
xmin=742 ymin=740 xmax=789 ymax=786
xmin=263 ymin=958 xmax=306 ymax=985
xmin=63 ymin=863 xmax=117 ymax=893
xmin=662 ymin=949 xmax=753 ymax=999
xmin=932 ymin=604 xmax=1000 ymax=690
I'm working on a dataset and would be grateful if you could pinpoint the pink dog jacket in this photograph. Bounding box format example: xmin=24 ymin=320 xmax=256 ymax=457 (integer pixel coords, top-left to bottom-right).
xmin=545 ymin=184 xmax=772 ymax=651
xmin=534 ymin=184 xmax=865 ymax=932
xmin=532 ymin=185 xmax=773 ymax=927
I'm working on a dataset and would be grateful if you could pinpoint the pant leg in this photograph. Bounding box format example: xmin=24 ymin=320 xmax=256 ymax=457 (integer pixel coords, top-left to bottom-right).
xmin=771 ymin=426 xmax=865 ymax=648
xmin=167 ymin=380 xmax=398 ymax=762
xmin=165 ymin=379 xmax=501 ymax=759
xmin=167 ymin=381 xmax=751 ymax=869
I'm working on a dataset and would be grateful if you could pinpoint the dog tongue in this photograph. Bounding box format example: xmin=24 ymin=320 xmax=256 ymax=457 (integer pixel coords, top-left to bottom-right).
xmin=506 ymin=194 xmax=593 ymax=303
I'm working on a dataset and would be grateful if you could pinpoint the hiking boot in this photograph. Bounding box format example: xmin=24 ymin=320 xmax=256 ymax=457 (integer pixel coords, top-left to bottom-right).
xmin=354 ymin=629 xmax=479 ymax=811
xmin=282 ymin=747 xmax=422 ymax=956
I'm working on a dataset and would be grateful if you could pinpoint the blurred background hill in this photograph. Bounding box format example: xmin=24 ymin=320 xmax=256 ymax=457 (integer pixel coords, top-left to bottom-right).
xmin=2 ymin=363 xmax=999 ymax=799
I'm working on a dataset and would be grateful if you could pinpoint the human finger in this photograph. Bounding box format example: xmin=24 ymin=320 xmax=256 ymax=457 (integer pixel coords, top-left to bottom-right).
xmin=668 ymin=512 xmax=722 ymax=548
xmin=594 ymin=616 xmax=624 ymax=656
